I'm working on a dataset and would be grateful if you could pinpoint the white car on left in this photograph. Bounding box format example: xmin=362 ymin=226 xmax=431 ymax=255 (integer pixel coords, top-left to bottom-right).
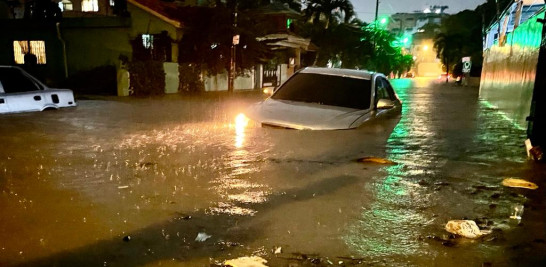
xmin=0 ymin=66 xmax=77 ymax=114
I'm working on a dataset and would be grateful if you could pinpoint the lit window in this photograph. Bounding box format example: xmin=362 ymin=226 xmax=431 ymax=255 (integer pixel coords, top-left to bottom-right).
xmin=59 ymin=0 xmax=73 ymax=11
xmin=13 ymin=41 xmax=47 ymax=64
xmin=142 ymin=34 xmax=153 ymax=49
xmin=82 ymin=0 xmax=99 ymax=12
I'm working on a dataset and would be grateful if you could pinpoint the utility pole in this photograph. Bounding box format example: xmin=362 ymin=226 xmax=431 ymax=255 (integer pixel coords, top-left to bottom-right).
xmin=373 ymin=0 xmax=380 ymax=50
xmin=228 ymin=5 xmax=238 ymax=93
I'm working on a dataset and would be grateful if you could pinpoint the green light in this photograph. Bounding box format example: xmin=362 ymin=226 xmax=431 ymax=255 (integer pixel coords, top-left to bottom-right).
xmin=286 ymin=18 xmax=292 ymax=29
xmin=402 ymin=37 xmax=409 ymax=43
xmin=380 ymin=17 xmax=388 ymax=25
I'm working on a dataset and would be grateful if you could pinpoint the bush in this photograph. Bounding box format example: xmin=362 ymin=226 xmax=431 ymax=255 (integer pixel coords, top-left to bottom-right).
xmin=129 ymin=60 xmax=165 ymax=96
xmin=178 ymin=64 xmax=204 ymax=94
xmin=63 ymin=65 xmax=117 ymax=95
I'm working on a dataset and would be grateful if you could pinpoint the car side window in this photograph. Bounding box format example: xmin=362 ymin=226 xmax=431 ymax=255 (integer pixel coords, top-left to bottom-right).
xmin=0 ymin=68 xmax=42 ymax=93
xmin=382 ymin=78 xmax=397 ymax=100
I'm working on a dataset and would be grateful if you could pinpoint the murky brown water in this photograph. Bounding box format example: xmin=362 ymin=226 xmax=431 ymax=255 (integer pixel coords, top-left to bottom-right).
xmin=1 ymin=79 xmax=545 ymax=266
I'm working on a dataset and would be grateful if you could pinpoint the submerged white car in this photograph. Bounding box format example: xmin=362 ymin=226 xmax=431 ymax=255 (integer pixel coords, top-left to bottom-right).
xmin=0 ymin=66 xmax=76 ymax=114
xmin=246 ymin=67 xmax=401 ymax=130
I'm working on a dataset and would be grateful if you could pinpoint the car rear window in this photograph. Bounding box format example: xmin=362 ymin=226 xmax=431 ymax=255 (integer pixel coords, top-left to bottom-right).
xmin=0 ymin=68 xmax=41 ymax=93
xmin=271 ymin=73 xmax=371 ymax=110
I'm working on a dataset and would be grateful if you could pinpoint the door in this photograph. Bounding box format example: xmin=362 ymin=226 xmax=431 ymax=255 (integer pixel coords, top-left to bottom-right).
xmin=0 ymin=67 xmax=45 ymax=113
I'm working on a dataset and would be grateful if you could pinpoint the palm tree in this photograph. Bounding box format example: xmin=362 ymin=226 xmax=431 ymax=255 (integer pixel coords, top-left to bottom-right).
xmin=303 ymin=0 xmax=355 ymax=29
xmin=434 ymin=32 xmax=462 ymax=83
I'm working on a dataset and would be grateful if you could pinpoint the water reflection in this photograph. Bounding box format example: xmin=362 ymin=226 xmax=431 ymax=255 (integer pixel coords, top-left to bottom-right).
xmin=234 ymin=113 xmax=249 ymax=148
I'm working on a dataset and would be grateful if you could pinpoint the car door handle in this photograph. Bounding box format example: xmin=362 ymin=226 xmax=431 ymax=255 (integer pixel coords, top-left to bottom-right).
xmin=34 ymin=95 xmax=41 ymax=101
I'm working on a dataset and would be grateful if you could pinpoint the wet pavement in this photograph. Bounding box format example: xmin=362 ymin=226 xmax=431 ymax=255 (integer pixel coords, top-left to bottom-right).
xmin=1 ymin=78 xmax=545 ymax=266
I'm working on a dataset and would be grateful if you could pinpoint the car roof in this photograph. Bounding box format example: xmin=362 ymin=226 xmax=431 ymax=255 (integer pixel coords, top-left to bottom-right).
xmin=298 ymin=67 xmax=376 ymax=80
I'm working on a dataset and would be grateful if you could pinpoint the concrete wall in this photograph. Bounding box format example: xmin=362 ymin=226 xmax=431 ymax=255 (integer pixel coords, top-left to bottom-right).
xmin=480 ymin=10 xmax=544 ymax=128
xmin=203 ymin=70 xmax=256 ymax=91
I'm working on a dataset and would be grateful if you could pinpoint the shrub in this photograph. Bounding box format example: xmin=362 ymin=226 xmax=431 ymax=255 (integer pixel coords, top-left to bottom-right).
xmin=63 ymin=65 xmax=117 ymax=95
xmin=178 ymin=64 xmax=204 ymax=94
xmin=129 ymin=60 xmax=165 ymax=96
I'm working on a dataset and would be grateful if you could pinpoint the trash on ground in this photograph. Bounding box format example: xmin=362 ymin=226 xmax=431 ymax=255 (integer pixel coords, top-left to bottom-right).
xmin=195 ymin=232 xmax=211 ymax=242
xmin=356 ymin=157 xmax=396 ymax=165
xmin=445 ymin=220 xmax=492 ymax=239
xmin=224 ymin=256 xmax=268 ymax=267
xmin=502 ymin=178 xmax=538 ymax=190
xmin=510 ymin=204 xmax=524 ymax=220
xmin=525 ymin=139 xmax=544 ymax=161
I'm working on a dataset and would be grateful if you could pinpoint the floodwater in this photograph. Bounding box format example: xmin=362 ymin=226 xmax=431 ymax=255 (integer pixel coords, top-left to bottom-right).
xmin=1 ymin=78 xmax=545 ymax=266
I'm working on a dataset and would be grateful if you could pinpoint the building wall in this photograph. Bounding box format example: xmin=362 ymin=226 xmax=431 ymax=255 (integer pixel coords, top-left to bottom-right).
xmin=61 ymin=2 xmax=182 ymax=75
xmin=480 ymin=9 xmax=544 ymax=128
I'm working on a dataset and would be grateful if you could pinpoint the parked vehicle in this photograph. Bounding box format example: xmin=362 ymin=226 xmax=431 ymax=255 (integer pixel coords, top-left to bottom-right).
xmin=245 ymin=67 xmax=401 ymax=130
xmin=0 ymin=66 xmax=76 ymax=114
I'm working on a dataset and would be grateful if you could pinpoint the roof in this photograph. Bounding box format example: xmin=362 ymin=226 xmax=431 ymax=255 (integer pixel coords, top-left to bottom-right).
xmin=299 ymin=67 xmax=375 ymax=80
xmin=257 ymin=33 xmax=317 ymax=51
xmin=128 ymin=0 xmax=183 ymax=28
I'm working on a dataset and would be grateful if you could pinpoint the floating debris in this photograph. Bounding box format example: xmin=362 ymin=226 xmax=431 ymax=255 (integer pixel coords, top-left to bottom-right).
xmin=117 ymin=185 xmax=129 ymax=189
xmin=356 ymin=157 xmax=396 ymax=165
xmin=195 ymin=232 xmax=211 ymax=242
xmin=274 ymin=246 xmax=282 ymax=254
xmin=224 ymin=256 xmax=268 ymax=267
xmin=445 ymin=220 xmax=491 ymax=239
xmin=502 ymin=178 xmax=538 ymax=190
xmin=122 ymin=236 xmax=131 ymax=242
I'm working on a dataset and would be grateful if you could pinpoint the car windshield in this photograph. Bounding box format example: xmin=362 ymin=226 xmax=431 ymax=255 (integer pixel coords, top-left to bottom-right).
xmin=271 ymin=73 xmax=371 ymax=110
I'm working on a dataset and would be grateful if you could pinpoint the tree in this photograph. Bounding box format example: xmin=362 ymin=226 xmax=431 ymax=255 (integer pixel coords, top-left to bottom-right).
xmin=433 ymin=32 xmax=462 ymax=82
xmin=303 ymin=0 xmax=354 ymax=29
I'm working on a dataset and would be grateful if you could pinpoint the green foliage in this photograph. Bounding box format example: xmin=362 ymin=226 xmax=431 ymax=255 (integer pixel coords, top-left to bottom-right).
xmin=172 ymin=4 xmax=272 ymax=75
xmin=128 ymin=61 xmax=165 ymax=96
xmin=178 ymin=64 xmax=204 ymax=94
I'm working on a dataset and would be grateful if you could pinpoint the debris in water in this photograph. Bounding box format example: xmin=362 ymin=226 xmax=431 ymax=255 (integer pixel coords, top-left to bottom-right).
xmin=195 ymin=232 xmax=211 ymax=242
xmin=509 ymin=204 xmax=524 ymax=220
xmin=274 ymin=246 xmax=282 ymax=254
xmin=356 ymin=157 xmax=396 ymax=165
xmin=502 ymin=178 xmax=538 ymax=190
xmin=224 ymin=256 xmax=268 ymax=267
xmin=118 ymin=185 xmax=129 ymax=189
xmin=123 ymin=236 xmax=131 ymax=242
xmin=445 ymin=220 xmax=491 ymax=239
xmin=526 ymin=139 xmax=544 ymax=161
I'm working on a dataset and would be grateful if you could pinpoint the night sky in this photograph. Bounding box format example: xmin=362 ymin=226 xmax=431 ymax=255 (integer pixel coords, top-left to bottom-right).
xmin=352 ymin=0 xmax=487 ymax=22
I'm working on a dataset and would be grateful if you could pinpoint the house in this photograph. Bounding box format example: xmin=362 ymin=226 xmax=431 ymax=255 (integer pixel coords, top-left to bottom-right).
xmin=1 ymin=0 xmax=185 ymax=95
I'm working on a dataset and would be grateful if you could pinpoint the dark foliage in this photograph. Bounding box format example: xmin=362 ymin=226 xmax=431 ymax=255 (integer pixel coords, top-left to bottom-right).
xmin=178 ymin=64 xmax=204 ymax=94
xmin=63 ymin=66 xmax=118 ymax=95
xmin=129 ymin=61 xmax=165 ymax=96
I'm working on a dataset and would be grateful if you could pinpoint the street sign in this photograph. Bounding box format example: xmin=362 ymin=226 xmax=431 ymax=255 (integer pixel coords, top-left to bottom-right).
xmin=462 ymin=57 xmax=472 ymax=73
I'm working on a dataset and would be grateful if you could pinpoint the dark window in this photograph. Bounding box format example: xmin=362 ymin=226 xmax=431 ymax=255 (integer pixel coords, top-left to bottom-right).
xmin=52 ymin=94 xmax=59 ymax=103
xmin=272 ymin=73 xmax=371 ymax=110
xmin=0 ymin=68 xmax=42 ymax=93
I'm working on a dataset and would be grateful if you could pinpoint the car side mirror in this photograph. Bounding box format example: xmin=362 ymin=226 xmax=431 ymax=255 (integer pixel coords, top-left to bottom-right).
xmin=377 ymin=99 xmax=395 ymax=109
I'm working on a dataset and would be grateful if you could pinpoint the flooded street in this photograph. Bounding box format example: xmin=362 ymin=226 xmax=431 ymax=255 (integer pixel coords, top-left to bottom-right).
xmin=1 ymin=79 xmax=545 ymax=266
